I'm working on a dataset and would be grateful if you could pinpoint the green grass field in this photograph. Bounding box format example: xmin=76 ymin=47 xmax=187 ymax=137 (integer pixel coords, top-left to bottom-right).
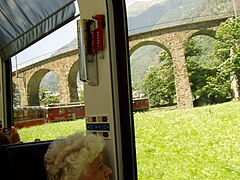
xmin=19 ymin=100 xmax=240 ymax=179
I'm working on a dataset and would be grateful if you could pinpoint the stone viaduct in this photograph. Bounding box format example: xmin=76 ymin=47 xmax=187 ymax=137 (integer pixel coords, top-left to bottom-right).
xmin=13 ymin=50 xmax=79 ymax=106
xmin=13 ymin=17 xmax=229 ymax=108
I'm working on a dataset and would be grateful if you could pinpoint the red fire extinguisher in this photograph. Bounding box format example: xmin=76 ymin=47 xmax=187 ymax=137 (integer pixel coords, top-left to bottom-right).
xmin=92 ymin=14 xmax=105 ymax=53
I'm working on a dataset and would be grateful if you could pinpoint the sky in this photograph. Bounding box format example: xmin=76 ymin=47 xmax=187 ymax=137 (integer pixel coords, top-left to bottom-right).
xmin=15 ymin=20 xmax=78 ymax=67
xmin=14 ymin=0 xmax=146 ymax=67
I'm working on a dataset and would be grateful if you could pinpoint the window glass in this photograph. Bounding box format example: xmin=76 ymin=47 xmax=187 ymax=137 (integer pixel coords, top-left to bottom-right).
xmin=11 ymin=4 xmax=85 ymax=142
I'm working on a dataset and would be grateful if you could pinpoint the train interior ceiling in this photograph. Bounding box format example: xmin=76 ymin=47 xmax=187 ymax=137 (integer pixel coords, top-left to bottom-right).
xmin=0 ymin=0 xmax=77 ymax=61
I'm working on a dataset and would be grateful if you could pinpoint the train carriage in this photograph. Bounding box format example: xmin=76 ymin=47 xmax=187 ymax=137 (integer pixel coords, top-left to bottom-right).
xmin=13 ymin=106 xmax=46 ymax=128
xmin=12 ymin=99 xmax=148 ymax=128
xmin=132 ymin=97 xmax=150 ymax=112
xmin=46 ymin=102 xmax=85 ymax=122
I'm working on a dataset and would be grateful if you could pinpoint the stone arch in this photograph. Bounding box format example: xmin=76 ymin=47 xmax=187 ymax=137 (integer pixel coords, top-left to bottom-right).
xmin=129 ymin=40 xmax=177 ymax=105
xmin=184 ymin=30 xmax=220 ymax=106
xmin=129 ymin=40 xmax=172 ymax=58
xmin=68 ymin=59 xmax=80 ymax=102
xmin=183 ymin=30 xmax=217 ymax=61
xmin=27 ymin=69 xmax=51 ymax=106
xmin=185 ymin=30 xmax=216 ymax=44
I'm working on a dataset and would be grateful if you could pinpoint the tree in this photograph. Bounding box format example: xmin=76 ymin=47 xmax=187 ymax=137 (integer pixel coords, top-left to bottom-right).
xmin=186 ymin=37 xmax=231 ymax=106
xmin=214 ymin=16 xmax=240 ymax=99
xmin=142 ymin=51 xmax=176 ymax=106
xmin=39 ymin=88 xmax=60 ymax=105
xmin=47 ymin=96 xmax=60 ymax=104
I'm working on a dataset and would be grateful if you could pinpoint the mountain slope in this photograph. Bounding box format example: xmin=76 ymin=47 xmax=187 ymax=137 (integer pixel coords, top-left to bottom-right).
xmin=127 ymin=0 xmax=234 ymax=34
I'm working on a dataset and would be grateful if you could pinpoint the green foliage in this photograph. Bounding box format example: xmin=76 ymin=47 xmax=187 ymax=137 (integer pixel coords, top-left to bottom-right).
xmin=214 ymin=16 xmax=240 ymax=80
xmin=142 ymin=51 xmax=176 ymax=106
xmin=185 ymin=38 xmax=202 ymax=57
xmin=47 ymin=96 xmax=60 ymax=104
xmin=215 ymin=17 xmax=240 ymax=51
xmin=39 ymin=88 xmax=60 ymax=105
xmin=186 ymin=36 xmax=231 ymax=105
xmin=187 ymin=58 xmax=231 ymax=105
xmin=79 ymin=90 xmax=85 ymax=102
xmin=39 ymin=88 xmax=48 ymax=104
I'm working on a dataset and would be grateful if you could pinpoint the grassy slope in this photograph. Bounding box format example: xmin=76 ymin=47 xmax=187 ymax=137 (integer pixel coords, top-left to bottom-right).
xmin=18 ymin=120 xmax=86 ymax=142
xmin=19 ymin=100 xmax=240 ymax=179
xmin=135 ymin=101 xmax=240 ymax=179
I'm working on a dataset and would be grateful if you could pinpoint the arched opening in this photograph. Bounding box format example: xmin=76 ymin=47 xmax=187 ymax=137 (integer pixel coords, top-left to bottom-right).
xmin=39 ymin=71 xmax=60 ymax=106
xmin=27 ymin=69 xmax=57 ymax=106
xmin=185 ymin=32 xmax=232 ymax=106
xmin=130 ymin=41 xmax=176 ymax=108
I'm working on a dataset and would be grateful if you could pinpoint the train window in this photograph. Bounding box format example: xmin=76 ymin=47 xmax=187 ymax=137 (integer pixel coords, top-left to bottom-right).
xmin=59 ymin=108 xmax=65 ymax=114
xmin=17 ymin=111 xmax=23 ymax=120
xmin=66 ymin=107 xmax=72 ymax=113
xmin=34 ymin=110 xmax=38 ymax=118
xmin=34 ymin=109 xmax=39 ymax=118
xmin=9 ymin=1 xmax=84 ymax=141
xmin=23 ymin=109 xmax=29 ymax=118
xmin=39 ymin=109 xmax=44 ymax=118
xmin=14 ymin=111 xmax=22 ymax=121
xmin=29 ymin=109 xmax=33 ymax=119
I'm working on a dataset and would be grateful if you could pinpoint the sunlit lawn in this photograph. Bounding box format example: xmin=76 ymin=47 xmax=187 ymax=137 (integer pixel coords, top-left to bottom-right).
xmin=19 ymin=100 xmax=240 ymax=179
xmin=18 ymin=119 xmax=86 ymax=142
